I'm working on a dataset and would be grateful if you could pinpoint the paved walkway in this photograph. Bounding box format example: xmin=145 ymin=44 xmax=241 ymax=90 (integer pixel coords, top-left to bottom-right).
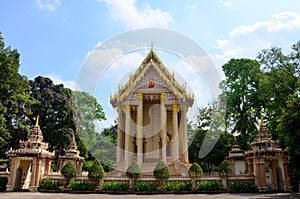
xmin=0 ymin=192 xmax=299 ymax=199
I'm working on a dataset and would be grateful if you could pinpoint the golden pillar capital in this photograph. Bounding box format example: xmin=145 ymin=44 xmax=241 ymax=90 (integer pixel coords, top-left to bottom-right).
xmin=138 ymin=92 xmax=143 ymax=101
xmin=172 ymin=104 xmax=178 ymax=112
xmin=161 ymin=92 xmax=166 ymax=101
xmin=125 ymin=104 xmax=131 ymax=113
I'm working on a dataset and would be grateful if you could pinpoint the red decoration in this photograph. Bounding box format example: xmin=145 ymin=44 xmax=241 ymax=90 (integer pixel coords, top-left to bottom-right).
xmin=148 ymin=78 xmax=155 ymax=88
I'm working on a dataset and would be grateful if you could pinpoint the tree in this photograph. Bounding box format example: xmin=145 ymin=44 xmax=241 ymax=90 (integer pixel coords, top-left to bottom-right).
xmin=218 ymin=159 xmax=232 ymax=188
xmin=258 ymin=41 xmax=300 ymax=190
xmin=188 ymin=162 xmax=203 ymax=190
xmin=126 ymin=161 xmax=142 ymax=190
xmin=153 ymin=161 xmax=170 ymax=189
xmin=189 ymin=102 xmax=232 ymax=173
xmin=0 ymin=33 xmax=33 ymax=157
xmin=28 ymin=76 xmax=75 ymax=169
xmin=221 ymin=58 xmax=263 ymax=149
xmin=61 ymin=161 xmax=77 ymax=185
xmin=88 ymin=159 xmax=105 ymax=189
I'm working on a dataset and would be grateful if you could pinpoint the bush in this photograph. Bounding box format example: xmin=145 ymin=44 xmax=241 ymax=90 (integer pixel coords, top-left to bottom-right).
xmin=88 ymin=159 xmax=104 ymax=188
xmin=70 ymin=180 xmax=97 ymax=191
xmin=126 ymin=161 xmax=142 ymax=180
xmin=197 ymin=180 xmax=221 ymax=191
xmin=0 ymin=177 xmax=8 ymax=191
xmin=133 ymin=181 xmax=158 ymax=192
xmin=61 ymin=161 xmax=77 ymax=185
xmin=229 ymin=182 xmax=258 ymax=192
xmin=189 ymin=162 xmax=203 ymax=181
xmin=153 ymin=160 xmax=170 ymax=188
xmin=165 ymin=181 xmax=192 ymax=192
xmin=102 ymin=181 xmax=129 ymax=192
xmin=39 ymin=178 xmax=63 ymax=190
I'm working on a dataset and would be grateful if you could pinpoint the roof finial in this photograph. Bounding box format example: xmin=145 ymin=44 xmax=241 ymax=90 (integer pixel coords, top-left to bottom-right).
xmin=35 ymin=115 xmax=39 ymax=127
xmin=260 ymin=115 xmax=264 ymax=126
xmin=151 ymin=42 xmax=153 ymax=50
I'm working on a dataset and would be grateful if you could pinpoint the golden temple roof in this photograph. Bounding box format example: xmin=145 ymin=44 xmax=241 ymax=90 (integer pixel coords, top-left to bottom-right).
xmin=110 ymin=49 xmax=194 ymax=106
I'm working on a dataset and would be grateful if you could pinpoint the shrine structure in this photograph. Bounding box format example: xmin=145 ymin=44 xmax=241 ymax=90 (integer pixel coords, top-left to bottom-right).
xmin=110 ymin=49 xmax=194 ymax=176
xmin=6 ymin=117 xmax=54 ymax=192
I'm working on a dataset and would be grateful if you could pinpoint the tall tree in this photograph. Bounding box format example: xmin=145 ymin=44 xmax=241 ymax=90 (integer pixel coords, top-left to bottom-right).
xmin=0 ymin=33 xmax=33 ymax=157
xmin=258 ymin=41 xmax=300 ymax=190
xmin=221 ymin=58 xmax=263 ymax=149
xmin=29 ymin=76 xmax=76 ymax=169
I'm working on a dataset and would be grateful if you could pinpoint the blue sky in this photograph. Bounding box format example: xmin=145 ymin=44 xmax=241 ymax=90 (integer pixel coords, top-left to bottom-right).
xmin=1 ymin=0 xmax=300 ymax=129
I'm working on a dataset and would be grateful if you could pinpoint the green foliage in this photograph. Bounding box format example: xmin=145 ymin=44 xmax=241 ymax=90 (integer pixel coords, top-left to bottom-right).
xmin=133 ymin=181 xmax=158 ymax=192
xmin=61 ymin=161 xmax=77 ymax=185
xmin=126 ymin=161 xmax=142 ymax=180
xmin=0 ymin=177 xmax=7 ymax=191
xmin=189 ymin=102 xmax=232 ymax=173
xmin=0 ymin=33 xmax=34 ymax=157
xmin=229 ymin=182 xmax=257 ymax=192
xmin=153 ymin=160 xmax=170 ymax=181
xmin=38 ymin=178 xmax=63 ymax=190
xmin=197 ymin=180 xmax=221 ymax=191
xmin=221 ymin=58 xmax=263 ymax=149
xmin=164 ymin=181 xmax=192 ymax=191
xmin=189 ymin=162 xmax=203 ymax=180
xmin=218 ymin=160 xmax=232 ymax=177
xmin=88 ymin=159 xmax=104 ymax=181
xmin=102 ymin=181 xmax=129 ymax=191
xmin=70 ymin=180 xmax=97 ymax=191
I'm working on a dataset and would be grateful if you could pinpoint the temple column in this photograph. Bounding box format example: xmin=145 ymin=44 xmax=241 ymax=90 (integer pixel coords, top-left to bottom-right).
xmin=6 ymin=156 xmax=16 ymax=191
xmin=181 ymin=105 xmax=189 ymax=164
xmin=172 ymin=104 xmax=179 ymax=168
xmin=136 ymin=92 xmax=143 ymax=165
xmin=125 ymin=105 xmax=131 ymax=163
xmin=116 ymin=107 xmax=123 ymax=164
xmin=160 ymin=93 xmax=167 ymax=163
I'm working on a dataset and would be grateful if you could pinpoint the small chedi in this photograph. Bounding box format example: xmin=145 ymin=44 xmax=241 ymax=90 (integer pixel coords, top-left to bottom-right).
xmin=6 ymin=117 xmax=54 ymax=192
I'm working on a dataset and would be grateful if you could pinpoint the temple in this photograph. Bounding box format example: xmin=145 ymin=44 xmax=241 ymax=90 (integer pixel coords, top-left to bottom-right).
xmin=110 ymin=49 xmax=194 ymax=176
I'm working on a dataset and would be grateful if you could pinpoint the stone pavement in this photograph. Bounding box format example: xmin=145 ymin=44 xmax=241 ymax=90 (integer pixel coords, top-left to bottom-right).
xmin=0 ymin=192 xmax=299 ymax=199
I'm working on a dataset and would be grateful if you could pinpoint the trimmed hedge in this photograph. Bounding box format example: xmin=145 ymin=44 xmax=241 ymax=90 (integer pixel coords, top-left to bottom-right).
xmin=229 ymin=182 xmax=258 ymax=192
xmin=133 ymin=181 xmax=158 ymax=192
xmin=197 ymin=180 xmax=222 ymax=191
xmin=71 ymin=180 xmax=97 ymax=191
xmin=102 ymin=181 xmax=129 ymax=191
xmin=39 ymin=178 xmax=63 ymax=190
xmin=165 ymin=181 xmax=193 ymax=191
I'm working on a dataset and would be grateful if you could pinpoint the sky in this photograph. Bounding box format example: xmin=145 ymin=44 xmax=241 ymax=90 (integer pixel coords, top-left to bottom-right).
xmin=1 ymin=0 xmax=300 ymax=130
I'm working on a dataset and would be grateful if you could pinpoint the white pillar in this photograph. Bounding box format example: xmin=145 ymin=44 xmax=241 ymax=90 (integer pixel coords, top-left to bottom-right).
xmin=172 ymin=104 xmax=179 ymax=168
xmin=182 ymin=105 xmax=189 ymax=164
xmin=125 ymin=104 xmax=131 ymax=163
xmin=137 ymin=92 xmax=143 ymax=165
xmin=116 ymin=107 xmax=122 ymax=164
xmin=161 ymin=93 xmax=167 ymax=163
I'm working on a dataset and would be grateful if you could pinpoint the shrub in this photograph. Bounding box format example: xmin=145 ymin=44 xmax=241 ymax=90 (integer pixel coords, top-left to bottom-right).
xmin=153 ymin=160 xmax=170 ymax=189
xmin=133 ymin=181 xmax=158 ymax=192
xmin=229 ymin=182 xmax=258 ymax=192
xmin=39 ymin=178 xmax=63 ymax=190
xmin=126 ymin=161 xmax=142 ymax=180
xmin=0 ymin=177 xmax=8 ymax=191
xmin=102 ymin=181 xmax=129 ymax=192
xmin=164 ymin=181 xmax=192 ymax=192
xmin=70 ymin=180 xmax=97 ymax=191
xmin=189 ymin=162 xmax=203 ymax=181
xmin=88 ymin=159 xmax=104 ymax=189
xmin=61 ymin=161 xmax=77 ymax=185
xmin=218 ymin=160 xmax=232 ymax=177
xmin=197 ymin=180 xmax=221 ymax=191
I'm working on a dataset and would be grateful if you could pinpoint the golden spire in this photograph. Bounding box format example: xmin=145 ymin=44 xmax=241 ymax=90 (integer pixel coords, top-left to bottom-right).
xmin=260 ymin=115 xmax=264 ymax=125
xmin=35 ymin=116 xmax=39 ymax=127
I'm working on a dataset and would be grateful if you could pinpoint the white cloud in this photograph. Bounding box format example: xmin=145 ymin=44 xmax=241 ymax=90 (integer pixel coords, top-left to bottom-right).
xmin=220 ymin=0 xmax=232 ymax=8
xmin=215 ymin=11 xmax=300 ymax=64
xmin=99 ymin=0 xmax=173 ymax=29
xmin=185 ymin=5 xmax=197 ymax=13
xmin=36 ymin=0 xmax=61 ymax=12
xmin=47 ymin=74 xmax=80 ymax=90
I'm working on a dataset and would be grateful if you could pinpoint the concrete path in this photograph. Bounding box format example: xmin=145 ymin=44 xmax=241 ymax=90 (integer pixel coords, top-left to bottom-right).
xmin=0 ymin=192 xmax=299 ymax=199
